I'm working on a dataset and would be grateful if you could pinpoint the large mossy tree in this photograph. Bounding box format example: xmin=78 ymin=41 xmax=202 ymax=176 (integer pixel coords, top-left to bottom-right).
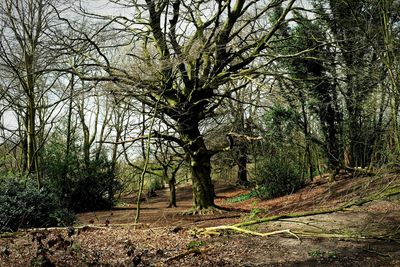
xmin=68 ymin=0 xmax=297 ymax=211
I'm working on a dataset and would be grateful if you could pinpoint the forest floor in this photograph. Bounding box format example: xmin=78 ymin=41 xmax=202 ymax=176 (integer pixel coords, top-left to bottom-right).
xmin=1 ymin=171 xmax=400 ymax=266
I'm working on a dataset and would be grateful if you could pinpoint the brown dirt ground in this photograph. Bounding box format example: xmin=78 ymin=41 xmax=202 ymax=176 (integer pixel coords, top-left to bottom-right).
xmin=1 ymin=172 xmax=400 ymax=266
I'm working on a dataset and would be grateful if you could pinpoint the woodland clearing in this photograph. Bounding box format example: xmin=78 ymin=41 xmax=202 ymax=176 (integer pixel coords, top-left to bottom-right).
xmin=1 ymin=172 xmax=399 ymax=266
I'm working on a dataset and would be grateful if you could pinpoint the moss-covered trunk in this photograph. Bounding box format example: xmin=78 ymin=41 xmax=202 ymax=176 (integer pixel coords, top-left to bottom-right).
xmin=168 ymin=177 xmax=177 ymax=208
xmin=179 ymin=120 xmax=215 ymax=210
xmin=190 ymin=151 xmax=215 ymax=209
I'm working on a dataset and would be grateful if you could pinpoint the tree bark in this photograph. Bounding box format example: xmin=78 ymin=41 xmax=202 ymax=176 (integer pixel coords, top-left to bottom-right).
xmin=236 ymin=146 xmax=248 ymax=185
xmin=300 ymin=101 xmax=314 ymax=180
xmin=179 ymin=119 xmax=215 ymax=210
xmin=168 ymin=176 xmax=177 ymax=208
xmin=26 ymin=53 xmax=41 ymax=187
xmin=235 ymin=105 xmax=249 ymax=186
xmin=190 ymin=151 xmax=215 ymax=209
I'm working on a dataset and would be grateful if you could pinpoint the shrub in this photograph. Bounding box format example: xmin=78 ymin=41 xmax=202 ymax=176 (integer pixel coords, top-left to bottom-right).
xmin=51 ymin=158 xmax=120 ymax=213
xmin=0 ymin=177 xmax=75 ymax=232
xmin=256 ymin=157 xmax=304 ymax=199
xmin=147 ymin=177 xmax=164 ymax=192
xmin=42 ymin=143 xmax=121 ymax=212
xmin=67 ymin=159 xmax=117 ymax=212
xmin=48 ymin=208 xmax=76 ymax=227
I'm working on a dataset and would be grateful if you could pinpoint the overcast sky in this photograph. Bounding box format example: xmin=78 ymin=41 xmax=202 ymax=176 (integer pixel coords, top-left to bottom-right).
xmin=1 ymin=0 xmax=314 ymax=132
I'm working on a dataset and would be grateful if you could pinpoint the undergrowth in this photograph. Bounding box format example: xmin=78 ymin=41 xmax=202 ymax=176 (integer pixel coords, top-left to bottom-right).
xmin=225 ymin=191 xmax=258 ymax=203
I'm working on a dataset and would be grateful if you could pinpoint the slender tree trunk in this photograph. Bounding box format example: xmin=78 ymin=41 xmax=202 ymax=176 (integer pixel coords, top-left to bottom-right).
xmin=162 ymin=165 xmax=176 ymax=207
xmin=66 ymin=74 xmax=74 ymax=160
xmin=236 ymin=145 xmax=248 ymax=185
xmin=301 ymin=101 xmax=313 ymax=180
xmin=27 ymin=85 xmax=41 ymax=187
xmin=21 ymin=120 xmax=28 ymax=174
xmin=324 ymin=100 xmax=341 ymax=183
xmin=77 ymin=96 xmax=91 ymax=167
xmin=346 ymin=97 xmax=365 ymax=167
xmin=391 ymin=98 xmax=400 ymax=155
xmin=96 ymin=99 xmax=112 ymax=161
xmin=61 ymin=74 xmax=75 ymax=200
xmin=77 ymin=91 xmax=99 ymax=167
xmin=168 ymin=176 xmax=177 ymax=208
xmin=370 ymin=85 xmax=387 ymax=166
xmin=167 ymin=159 xmax=184 ymax=208
xmin=235 ymin=99 xmax=249 ymax=185
xmin=326 ymin=103 xmax=340 ymax=169
xmin=109 ymin=129 xmax=121 ymax=204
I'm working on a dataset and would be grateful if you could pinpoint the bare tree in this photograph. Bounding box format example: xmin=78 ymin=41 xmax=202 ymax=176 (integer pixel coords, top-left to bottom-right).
xmin=0 ymin=0 xmax=70 ymax=186
xmin=154 ymin=132 xmax=185 ymax=208
xmin=67 ymin=0 xmax=297 ymax=212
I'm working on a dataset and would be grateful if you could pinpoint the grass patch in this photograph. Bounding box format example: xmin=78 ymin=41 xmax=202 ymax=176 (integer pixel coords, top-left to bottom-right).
xmin=225 ymin=191 xmax=258 ymax=203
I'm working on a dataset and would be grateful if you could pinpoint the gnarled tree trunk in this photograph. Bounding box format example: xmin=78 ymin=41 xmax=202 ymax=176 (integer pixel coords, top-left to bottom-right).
xmin=190 ymin=151 xmax=214 ymax=209
xmin=179 ymin=119 xmax=215 ymax=210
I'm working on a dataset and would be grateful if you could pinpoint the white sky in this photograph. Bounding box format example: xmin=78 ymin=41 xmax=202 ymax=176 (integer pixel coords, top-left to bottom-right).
xmin=1 ymin=0 xmax=314 ymax=136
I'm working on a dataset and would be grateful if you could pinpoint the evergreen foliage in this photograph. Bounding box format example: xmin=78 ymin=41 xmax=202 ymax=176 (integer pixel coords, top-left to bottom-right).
xmin=42 ymin=135 xmax=120 ymax=212
xmin=256 ymin=157 xmax=304 ymax=199
xmin=0 ymin=177 xmax=75 ymax=232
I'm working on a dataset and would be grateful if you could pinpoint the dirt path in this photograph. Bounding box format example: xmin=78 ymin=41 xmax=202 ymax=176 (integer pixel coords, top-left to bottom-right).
xmin=1 ymin=174 xmax=400 ymax=266
xmin=76 ymin=182 xmax=243 ymax=228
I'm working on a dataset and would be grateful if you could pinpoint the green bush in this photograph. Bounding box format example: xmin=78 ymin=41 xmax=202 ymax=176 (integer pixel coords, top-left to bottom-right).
xmin=0 ymin=177 xmax=75 ymax=232
xmin=43 ymin=157 xmax=120 ymax=213
xmin=48 ymin=208 xmax=76 ymax=227
xmin=256 ymin=157 xmax=304 ymax=199
xmin=41 ymin=138 xmax=121 ymax=213
xmin=147 ymin=177 xmax=164 ymax=192
xmin=67 ymin=159 xmax=118 ymax=212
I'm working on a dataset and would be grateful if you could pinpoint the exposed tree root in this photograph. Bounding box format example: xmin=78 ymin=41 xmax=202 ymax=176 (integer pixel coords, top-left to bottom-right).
xmin=363 ymin=248 xmax=392 ymax=257
xmin=183 ymin=206 xmax=227 ymax=215
xmin=194 ymin=214 xmax=241 ymax=223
